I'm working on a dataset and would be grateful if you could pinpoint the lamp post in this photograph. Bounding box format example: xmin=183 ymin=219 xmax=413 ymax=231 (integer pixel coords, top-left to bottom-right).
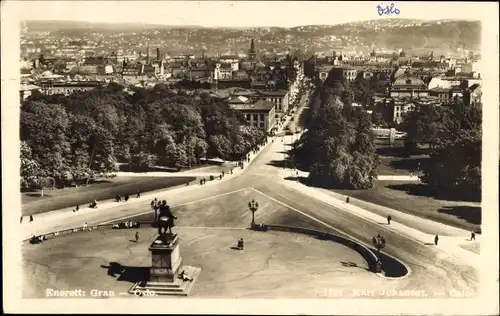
xmin=248 ymin=199 xmax=259 ymax=228
xmin=372 ymin=234 xmax=386 ymax=273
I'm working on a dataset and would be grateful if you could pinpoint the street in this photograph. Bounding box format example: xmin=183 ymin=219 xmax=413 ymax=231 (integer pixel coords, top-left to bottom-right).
xmin=21 ymin=128 xmax=479 ymax=297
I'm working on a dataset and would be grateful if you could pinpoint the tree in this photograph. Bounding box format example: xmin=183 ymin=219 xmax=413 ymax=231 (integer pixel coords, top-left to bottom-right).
xmin=418 ymin=107 xmax=482 ymax=201
xmin=20 ymin=84 xmax=266 ymax=189
xmin=293 ymin=70 xmax=379 ymax=189
xmin=20 ymin=141 xmax=39 ymax=190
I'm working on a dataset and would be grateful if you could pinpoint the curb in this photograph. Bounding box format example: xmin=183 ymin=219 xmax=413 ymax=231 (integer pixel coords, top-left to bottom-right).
xmin=23 ymin=220 xmax=411 ymax=280
xmin=262 ymin=224 xmax=410 ymax=278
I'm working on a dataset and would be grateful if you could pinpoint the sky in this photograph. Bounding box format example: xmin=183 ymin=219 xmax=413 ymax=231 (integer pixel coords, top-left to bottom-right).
xmin=6 ymin=1 xmax=487 ymax=28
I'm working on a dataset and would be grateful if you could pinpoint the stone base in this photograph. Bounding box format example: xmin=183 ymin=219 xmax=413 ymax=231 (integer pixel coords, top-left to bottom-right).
xmin=129 ymin=266 xmax=201 ymax=296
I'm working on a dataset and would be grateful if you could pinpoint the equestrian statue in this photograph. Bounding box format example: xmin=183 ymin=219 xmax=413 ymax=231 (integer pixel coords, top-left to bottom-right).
xmin=157 ymin=200 xmax=177 ymax=236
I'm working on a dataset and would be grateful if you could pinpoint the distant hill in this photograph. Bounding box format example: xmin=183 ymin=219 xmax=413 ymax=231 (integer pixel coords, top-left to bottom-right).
xmin=24 ymin=20 xmax=204 ymax=32
xmin=24 ymin=19 xmax=481 ymax=52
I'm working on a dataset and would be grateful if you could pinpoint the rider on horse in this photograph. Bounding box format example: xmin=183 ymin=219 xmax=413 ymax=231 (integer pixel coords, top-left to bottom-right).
xmin=157 ymin=200 xmax=177 ymax=235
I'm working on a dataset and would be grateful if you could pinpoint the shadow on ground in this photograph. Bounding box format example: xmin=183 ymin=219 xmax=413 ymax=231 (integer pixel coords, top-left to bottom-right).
xmin=101 ymin=262 xmax=150 ymax=283
xmin=387 ymin=183 xmax=480 ymax=203
xmin=376 ymin=145 xmax=429 ymax=157
xmin=312 ymin=232 xmax=408 ymax=278
xmin=389 ymin=157 xmax=430 ymax=173
xmin=267 ymin=159 xmax=295 ymax=169
xmin=368 ymin=248 xmax=409 ymax=278
xmin=437 ymin=206 xmax=482 ymax=225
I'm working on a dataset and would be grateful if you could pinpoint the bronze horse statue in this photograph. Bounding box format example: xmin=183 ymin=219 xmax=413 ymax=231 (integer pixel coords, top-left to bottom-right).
xmin=157 ymin=200 xmax=177 ymax=236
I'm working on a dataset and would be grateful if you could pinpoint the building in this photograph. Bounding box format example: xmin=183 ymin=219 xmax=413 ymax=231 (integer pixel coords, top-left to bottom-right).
xmin=428 ymin=87 xmax=452 ymax=104
xmin=255 ymin=90 xmax=290 ymax=114
xmin=219 ymin=55 xmax=239 ymax=72
xmin=37 ymin=80 xmax=102 ymax=96
xmin=214 ymin=63 xmax=233 ymax=80
xmin=390 ymin=73 xmax=428 ymax=98
xmin=342 ymin=67 xmax=358 ymax=82
xmin=186 ymin=67 xmax=212 ymax=80
xmin=391 ymin=96 xmax=441 ymax=123
xmin=229 ymin=98 xmax=276 ymax=133
xmin=316 ymin=65 xmax=334 ymax=81
xmin=19 ymin=84 xmax=41 ymax=102
xmin=469 ymin=84 xmax=482 ymax=109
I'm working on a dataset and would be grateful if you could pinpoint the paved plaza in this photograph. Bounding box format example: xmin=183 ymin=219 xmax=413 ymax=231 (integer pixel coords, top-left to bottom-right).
xmin=23 ymin=227 xmax=386 ymax=298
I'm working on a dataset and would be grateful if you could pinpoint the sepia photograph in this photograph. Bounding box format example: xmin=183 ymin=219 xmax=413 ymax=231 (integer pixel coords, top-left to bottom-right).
xmin=2 ymin=1 xmax=499 ymax=314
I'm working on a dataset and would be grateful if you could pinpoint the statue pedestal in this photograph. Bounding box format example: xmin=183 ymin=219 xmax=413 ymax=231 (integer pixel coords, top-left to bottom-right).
xmin=128 ymin=233 xmax=201 ymax=296
xmin=149 ymin=234 xmax=183 ymax=283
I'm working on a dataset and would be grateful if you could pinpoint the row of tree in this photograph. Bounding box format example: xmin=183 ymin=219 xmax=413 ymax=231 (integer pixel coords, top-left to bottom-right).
xmin=291 ymin=68 xmax=380 ymax=189
xmin=20 ymin=83 xmax=265 ymax=189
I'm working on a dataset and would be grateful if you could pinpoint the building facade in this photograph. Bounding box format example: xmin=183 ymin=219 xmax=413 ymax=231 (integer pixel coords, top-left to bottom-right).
xmin=230 ymin=99 xmax=276 ymax=133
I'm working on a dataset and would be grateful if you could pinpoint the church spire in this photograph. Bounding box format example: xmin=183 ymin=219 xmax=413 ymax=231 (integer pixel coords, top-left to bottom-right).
xmin=249 ymin=38 xmax=256 ymax=60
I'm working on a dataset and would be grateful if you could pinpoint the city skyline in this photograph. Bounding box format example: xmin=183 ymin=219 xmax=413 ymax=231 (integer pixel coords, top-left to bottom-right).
xmin=10 ymin=1 xmax=487 ymax=28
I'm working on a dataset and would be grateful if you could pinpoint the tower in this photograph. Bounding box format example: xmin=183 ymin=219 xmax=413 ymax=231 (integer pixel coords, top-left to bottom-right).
xmin=147 ymin=45 xmax=151 ymax=64
xmin=249 ymin=38 xmax=256 ymax=60
xmin=156 ymin=48 xmax=161 ymax=61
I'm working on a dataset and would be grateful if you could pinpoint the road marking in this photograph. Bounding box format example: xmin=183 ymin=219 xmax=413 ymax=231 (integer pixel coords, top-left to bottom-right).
xmin=250 ymin=187 xmax=413 ymax=278
xmin=99 ymin=188 xmax=252 ymax=225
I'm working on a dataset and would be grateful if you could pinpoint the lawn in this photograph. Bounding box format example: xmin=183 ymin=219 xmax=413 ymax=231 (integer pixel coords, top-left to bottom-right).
xmin=375 ymin=143 xmax=431 ymax=176
xmin=21 ymin=176 xmax=196 ymax=216
xmin=332 ymin=180 xmax=481 ymax=232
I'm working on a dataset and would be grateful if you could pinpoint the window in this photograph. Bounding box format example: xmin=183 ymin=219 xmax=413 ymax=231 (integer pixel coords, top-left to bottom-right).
xmin=246 ymin=114 xmax=251 ymax=121
xmin=253 ymin=114 xmax=258 ymax=121
xmin=260 ymin=114 xmax=265 ymax=121
xmin=259 ymin=122 xmax=265 ymax=128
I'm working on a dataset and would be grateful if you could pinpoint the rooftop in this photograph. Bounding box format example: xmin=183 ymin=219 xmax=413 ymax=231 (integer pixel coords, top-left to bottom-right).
xmin=231 ymin=99 xmax=275 ymax=111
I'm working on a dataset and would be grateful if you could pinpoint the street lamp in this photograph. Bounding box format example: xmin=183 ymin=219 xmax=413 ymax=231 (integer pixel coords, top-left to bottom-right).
xmin=248 ymin=199 xmax=259 ymax=228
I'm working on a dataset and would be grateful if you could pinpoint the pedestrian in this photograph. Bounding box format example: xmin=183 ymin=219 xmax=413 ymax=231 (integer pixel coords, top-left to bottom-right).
xmin=470 ymin=232 xmax=476 ymax=241
xmin=124 ymin=194 xmax=129 ymax=202
xmin=76 ymin=205 xmax=79 ymax=211
xmin=434 ymin=235 xmax=439 ymax=246
xmin=200 ymin=179 xmax=203 ymax=185
xmin=30 ymin=215 xmax=33 ymax=222
xmin=136 ymin=191 xmax=141 ymax=198
xmin=387 ymin=215 xmax=392 ymax=225
xmin=151 ymin=200 xmax=155 ymax=209
xmin=346 ymin=197 xmax=350 ymax=204
xmin=135 ymin=232 xmax=140 ymax=242
xmin=83 ymin=222 xmax=88 ymax=230
xmin=20 ymin=216 xmax=23 ymax=223
xmin=222 ymin=170 xmax=225 ymax=177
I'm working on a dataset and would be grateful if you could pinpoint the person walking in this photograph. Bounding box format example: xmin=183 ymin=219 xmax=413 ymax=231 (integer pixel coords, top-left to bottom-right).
xmin=434 ymin=235 xmax=439 ymax=246
xmin=136 ymin=191 xmax=141 ymax=198
xmin=20 ymin=216 xmax=23 ymax=223
xmin=135 ymin=232 xmax=140 ymax=242
xmin=346 ymin=196 xmax=350 ymax=204
xmin=29 ymin=215 xmax=33 ymax=222
xmin=387 ymin=215 xmax=392 ymax=225
xmin=83 ymin=222 xmax=88 ymax=231
xmin=470 ymin=231 xmax=476 ymax=241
